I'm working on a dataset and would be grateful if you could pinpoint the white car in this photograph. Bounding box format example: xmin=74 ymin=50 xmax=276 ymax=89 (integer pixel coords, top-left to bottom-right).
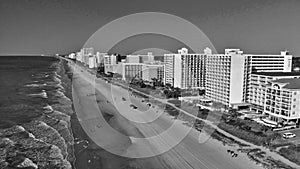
xmin=282 ymin=132 xmax=296 ymax=139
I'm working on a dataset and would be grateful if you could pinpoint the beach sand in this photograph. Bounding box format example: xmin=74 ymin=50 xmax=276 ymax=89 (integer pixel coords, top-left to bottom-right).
xmin=69 ymin=62 xmax=266 ymax=169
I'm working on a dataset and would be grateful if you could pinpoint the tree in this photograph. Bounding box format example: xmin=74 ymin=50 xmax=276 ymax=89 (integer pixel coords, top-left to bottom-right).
xmin=165 ymin=83 xmax=172 ymax=89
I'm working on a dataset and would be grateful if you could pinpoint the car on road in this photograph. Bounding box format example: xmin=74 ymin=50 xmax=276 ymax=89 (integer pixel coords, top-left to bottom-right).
xmin=282 ymin=132 xmax=296 ymax=139
xmin=130 ymin=104 xmax=138 ymax=109
xmin=122 ymin=97 xmax=126 ymax=101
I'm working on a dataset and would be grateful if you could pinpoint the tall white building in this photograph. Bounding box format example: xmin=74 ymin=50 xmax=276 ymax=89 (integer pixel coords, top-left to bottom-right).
xmin=104 ymin=54 xmax=117 ymax=74
xmin=205 ymin=48 xmax=249 ymax=106
xmin=95 ymin=52 xmax=107 ymax=66
xmin=82 ymin=48 xmax=94 ymax=65
xmin=204 ymin=48 xmax=294 ymax=106
xmin=246 ymin=51 xmax=292 ymax=73
xmin=164 ymin=48 xmax=206 ymax=89
xmin=126 ymin=55 xmax=140 ymax=63
xmin=88 ymin=55 xmax=97 ymax=68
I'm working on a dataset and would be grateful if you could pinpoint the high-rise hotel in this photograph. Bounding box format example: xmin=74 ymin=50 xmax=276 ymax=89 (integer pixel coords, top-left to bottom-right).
xmin=166 ymin=47 xmax=293 ymax=106
xmin=164 ymin=48 xmax=206 ymax=89
xmin=204 ymin=48 xmax=250 ymax=106
xmin=205 ymin=48 xmax=292 ymax=106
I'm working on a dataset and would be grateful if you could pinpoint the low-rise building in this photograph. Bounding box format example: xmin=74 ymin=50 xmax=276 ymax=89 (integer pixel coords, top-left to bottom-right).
xmin=116 ymin=63 xmax=164 ymax=82
xmin=248 ymin=72 xmax=300 ymax=113
xmin=264 ymin=78 xmax=300 ymax=125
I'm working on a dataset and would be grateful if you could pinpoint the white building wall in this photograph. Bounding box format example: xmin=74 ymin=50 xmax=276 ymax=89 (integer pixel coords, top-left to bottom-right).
xmin=283 ymin=55 xmax=293 ymax=72
xmin=229 ymin=55 xmax=246 ymax=104
xmin=173 ymin=54 xmax=182 ymax=88
xmin=290 ymin=91 xmax=300 ymax=118
xmin=126 ymin=55 xmax=140 ymax=63
xmin=88 ymin=56 xmax=96 ymax=68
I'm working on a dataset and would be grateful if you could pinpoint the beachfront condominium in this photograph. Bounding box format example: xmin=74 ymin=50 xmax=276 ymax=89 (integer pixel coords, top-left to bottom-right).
xmin=104 ymin=54 xmax=117 ymax=74
xmin=116 ymin=62 xmax=164 ymax=82
xmin=139 ymin=52 xmax=155 ymax=63
xmin=164 ymin=48 xmax=206 ymax=89
xmin=126 ymin=55 xmax=140 ymax=63
xmin=264 ymin=78 xmax=300 ymax=125
xmin=82 ymin=48 xmax=94 ymax=65
xmin=204 ymin=48 xmax=293 ymax=106
xmin=248 ymin=72 xmax=300 ymax=113
xmin=105 ymin=53 xmax=164 ymax=82
xmin=246 ymin=50 xmax=292 ymax=73
xmin=205 ymin=48 xmax=250 ymax=106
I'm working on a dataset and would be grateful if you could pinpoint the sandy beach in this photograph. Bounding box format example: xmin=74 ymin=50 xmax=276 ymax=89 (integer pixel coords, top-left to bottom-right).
xmin=68 ymin=61 xmax=270 ymax=169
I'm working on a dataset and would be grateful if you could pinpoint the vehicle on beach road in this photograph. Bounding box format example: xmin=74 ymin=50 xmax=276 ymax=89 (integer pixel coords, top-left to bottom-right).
xmin=122 ymin=97 xmax=126 ymax=101
xmin=282 ymin=132 xmax=296 ymax=139
xmin=130 ymin=104 xmax=138 ymax=109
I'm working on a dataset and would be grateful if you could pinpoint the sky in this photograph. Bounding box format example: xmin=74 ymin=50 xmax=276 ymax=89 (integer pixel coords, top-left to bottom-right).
xmin=0 ymin=0 xmax=300 ymax=56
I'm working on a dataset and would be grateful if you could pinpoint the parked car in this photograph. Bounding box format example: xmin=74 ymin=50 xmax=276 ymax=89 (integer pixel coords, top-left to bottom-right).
xmin=282 ymin=132 xmax=296 ymax=139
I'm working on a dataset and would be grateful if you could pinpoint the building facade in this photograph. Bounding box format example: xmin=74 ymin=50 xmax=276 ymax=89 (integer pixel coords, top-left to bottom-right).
xmin=164 ymin=48 xmax=206 ymax=89
xmin=205 ymin=48 xmax=250 ymax=106
xmin=104 ymin=54 xmax=117 ymax=74
xmin=264 ymin=78 xmax=300 ymax=125
xmin=248 ymin=72 xmax=300 ymax=113
xmin=246 ymin=51 xmax=292 ymax=73
xmin=117 ymin=63 xmax=164 ymax=82
xmin=204 ymin=48 xmax=293 ymax=106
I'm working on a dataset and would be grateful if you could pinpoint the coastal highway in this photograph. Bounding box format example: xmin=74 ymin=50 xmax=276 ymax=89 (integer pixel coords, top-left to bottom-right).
xmin=70 ymin=63 xmax=263 ymax=169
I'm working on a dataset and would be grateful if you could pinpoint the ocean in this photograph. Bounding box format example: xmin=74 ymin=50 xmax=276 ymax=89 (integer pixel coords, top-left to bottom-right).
xmin=0 ymin=56 xmax=74 ymax=169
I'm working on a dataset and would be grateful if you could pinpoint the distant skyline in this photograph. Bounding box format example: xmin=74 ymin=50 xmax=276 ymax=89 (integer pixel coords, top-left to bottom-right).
xmin=0 ymin=0 xmax=300 ymax=56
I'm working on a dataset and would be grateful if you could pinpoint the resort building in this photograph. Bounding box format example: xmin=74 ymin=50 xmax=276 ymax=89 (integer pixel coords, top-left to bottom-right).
xmin=116 ymin=63 xmax=164 ymax=82
xmin=139 ymin=52 xmax=155 ymax=63
xmin=246 ymin=50 xmax=292 ymax=73
xmin=204 ymin=48 xmax=250 ymax=106
xmin=104 ymin=54 xmax=117 ymax=74
xmin=142 ymin=64 xmax=165 ymax=82
xmin=248 ymin=72 xmax=300 ymax=113
xmin=264 ymin=78 xmax=300 ymax=125
xmin=88 ymin=55 xmax=97 ymax=68
xmin=95 ymin=52 xmax=107 ymax=66
xmin=164 ymin=48 xmax=206 ymax=89
xmin=125 ymin=55 xmax=140 ymax=63
xmin=81 ymin=48 xmax=94 ymax=65
xmin=204 ymin=48 xmax=293 ymax=107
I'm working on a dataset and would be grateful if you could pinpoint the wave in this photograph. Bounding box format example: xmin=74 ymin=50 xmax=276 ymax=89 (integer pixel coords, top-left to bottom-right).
xmin=27 ymin=90 xmax=48 ymax=98
xmin=53 ymin=76 xmax=62 ymax=84
xmin=25 ymin=83 xmax=47 ymax=87
xmin=43 ymin=104 xmax=54 ymax=113
xmin=55 ymin=72 xmax=62 ymax=78
xmin=0 ymin=125 xmax=71 ymax=169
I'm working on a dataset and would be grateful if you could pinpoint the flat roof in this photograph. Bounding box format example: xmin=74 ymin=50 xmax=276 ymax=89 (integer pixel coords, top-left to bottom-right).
xmin=272 ymin=78 xmax=300 ymax=89
xmin=253 ymin=72 xmax=300 ymax=77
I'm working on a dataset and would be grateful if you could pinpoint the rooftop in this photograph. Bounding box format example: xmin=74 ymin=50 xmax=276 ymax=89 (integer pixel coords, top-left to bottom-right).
xmin=272 ymin=78 xmax=300 ymax=89
xmin=253 ymin=72 xmax=300 ymax=77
